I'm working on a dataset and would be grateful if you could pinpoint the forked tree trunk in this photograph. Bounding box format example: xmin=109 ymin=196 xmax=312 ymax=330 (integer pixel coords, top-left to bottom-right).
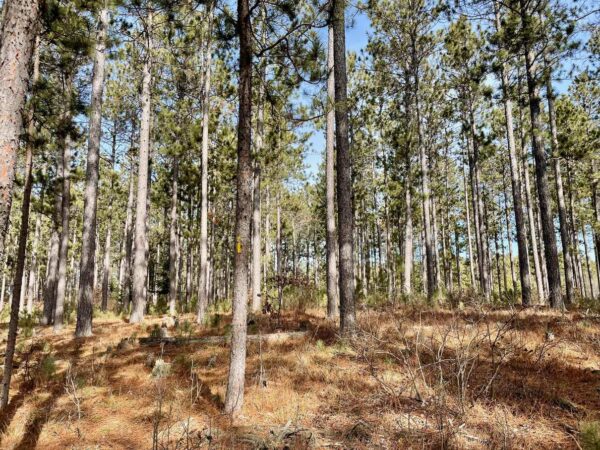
xmin=325 ymin=22 xmax=339 ymax=317
xmin=0 ymin=0 xmax=41 ymax=265
xmin=332 ymin=0 xmax=355 ymax=334
xmin=76 ymin=6 xmax=109 ymax=336
xmin=130 ymin=12 xmax=153 ymax=323
xmin=223 ymin=0 xmax=252 ymax=416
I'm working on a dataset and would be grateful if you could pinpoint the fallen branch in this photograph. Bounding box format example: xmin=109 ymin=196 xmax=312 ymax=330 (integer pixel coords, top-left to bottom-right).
xmin=139 ymin=331 xmax=308 ymax=346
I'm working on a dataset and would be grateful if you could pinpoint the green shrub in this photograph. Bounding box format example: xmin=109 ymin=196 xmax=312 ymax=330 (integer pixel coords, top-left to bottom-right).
xmin=580 ymin=421 xmax=600 ymax=450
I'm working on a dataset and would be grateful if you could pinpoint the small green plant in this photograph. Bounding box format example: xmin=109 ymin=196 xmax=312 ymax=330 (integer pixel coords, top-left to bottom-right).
xmin=18 ymin=312 xmax=37 ymax=338
xmin=580 ymin=421 xmax=600 ymax=450
xmin=176 ymin=319 xmax=193 ymax=339
xmin=149 ymin=324 xmax=162 ymax=339
xmin=36 ymin=354 xmax=57 ymax=384
xmin=152 ymin=359 xmax=171 ymax=378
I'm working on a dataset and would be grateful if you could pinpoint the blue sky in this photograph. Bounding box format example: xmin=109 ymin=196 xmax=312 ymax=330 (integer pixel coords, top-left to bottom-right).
xmin=303 ymin=9 xmax=372 ymax=180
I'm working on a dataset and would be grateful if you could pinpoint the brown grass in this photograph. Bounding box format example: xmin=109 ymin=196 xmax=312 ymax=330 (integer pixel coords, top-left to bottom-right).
xmin=0 ymin=306 xmax=598 ymax=449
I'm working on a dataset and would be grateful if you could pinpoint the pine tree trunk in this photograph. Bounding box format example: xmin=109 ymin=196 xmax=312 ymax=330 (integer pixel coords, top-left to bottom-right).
xmin=168 ymin=158 xmax=179 ymax=316
xmin=250 ymin=166 xmax=261 ymax=313
xmin=592 ymin=160 xmax=600 ymax=296
xmin=544 ymin=76 xmax=573 ymax=305
xmin=223 ymin=0 xmax=252 ymax=416
xmin=119 ymin=157 xmax=136 ymax=304
xmin=1 ymin=93 xmax=35 ymax=406
xmin=403 ymin=160 xmax=414 ymax=297
xmin=332 ymin=0 xmax=355 ymax=334
xmin=463 ymin=162 xmax=476 ymax=288
xmin=26 ymin=211 xmax=41 ymax=312
xmin=130 ymin=13 xmax=153 ymax=323
xmin=197 ymin=3 xmax=213 ymax=322
xmin=53 ymin=74 xmax=74 ymax=331
xmin=582 ymin=225 xmax=595 ymax=298
xmin=519 ymin=5 xmax=563 ymax=308
xmin=326 ymin=22 xmax=339 ymax=317
xmin=101 ymin=227 xmax=111 ymax=311
xmin=493 ymin=0 xmax=530 ymax=303
xmin=75 ymin=6 xmax=109 ymax=336
xmin=0 ymin=0 xmax=40 ymax=264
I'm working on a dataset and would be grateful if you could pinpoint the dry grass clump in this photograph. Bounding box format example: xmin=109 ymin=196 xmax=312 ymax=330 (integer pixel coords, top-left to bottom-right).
xmin=0 ymin=306 xmax=598 ymax=448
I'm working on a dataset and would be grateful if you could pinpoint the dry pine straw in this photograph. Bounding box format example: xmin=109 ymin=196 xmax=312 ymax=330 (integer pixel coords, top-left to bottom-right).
xmin=0 ymin=307 xmax=598 ymax=449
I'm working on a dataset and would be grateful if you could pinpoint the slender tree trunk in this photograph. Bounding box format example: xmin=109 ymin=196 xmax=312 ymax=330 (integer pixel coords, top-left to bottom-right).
xmin=197 ymin=2 xmax=213 ymax=322
xmin=463 ymin=158 xmax=476 ymax=288
xmin=53 ymin=74 xmax=74 ymax=331
xmin=168 ymin=159 xmax=179 ymax=316
xmin=119 ymin=157 xmax=136 ymax=305
xmin=403 ymin=165 xmax=414 ymax=297
xmin=332 ymin=0 xmax=355 ymax=334
xmin=26 ymin=211 xmax=41 ymax=312
xmin=582 ymin=225 xmax=595 ymax=298
xmin=75 ymin=6 xmax=109 ymax=336
xmin=519 ymin=3 xmax=562 ymax=308
xmin=493 ymin=0 xmax=530 ymax=303
xmin=250 ymin=166 xmax=261 ymax=313
xmin=276 ymin=198 xmax=283 ymax=311
xmin=0 ymin=0 xmax=40 ymax=264
xmin=1 ymin=34 xmax=40 ymax=404
xmin=592 ymin=161 xmax=600 ymax=297
xmin=545 ymin=77 xmax=573 ymax=305
xmin=130 ymin=13 xmax=153 ymax=323
xmin=224 ymin=0 xmax=252 ymax=416
xmin=326 ymin=22 xmax=339 ymax=317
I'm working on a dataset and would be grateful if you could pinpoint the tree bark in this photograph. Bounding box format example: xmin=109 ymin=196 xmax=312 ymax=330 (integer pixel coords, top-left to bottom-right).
xmin=492 ymin=2 xmax=532 ymax=303
xmin=250 ymin=166 xmax=261 ymax=313
xmin=519 ymin=2 xmax=563 ymax=309
xmin=197 ymin=2 xmax=213 ymax=322
xmin=75 ymin=6 xmax=109 ymax=336
xmin=0 ymin=0 xmax=40 ymax=264
xmin=546 ymin=76 xmax=573 ymax=306
xmin=326 ymin=22 xmax=339 ymax=317
xmin=53 ymin=74 xmax=74 ymax=332
xmin=168 ymin=158 xmax=179 ymax=316
xmin=332 ymin=0 xmax=355 ymax=334
xmin=130 ymin=12 xmax=153 ymax=323
xmin=224 ymin=0 xmax=252 ymax=416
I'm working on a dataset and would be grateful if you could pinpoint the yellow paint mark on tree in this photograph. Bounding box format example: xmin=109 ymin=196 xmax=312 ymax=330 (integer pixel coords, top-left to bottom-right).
xmin=236 ymin=236 xmax=242 ymax=254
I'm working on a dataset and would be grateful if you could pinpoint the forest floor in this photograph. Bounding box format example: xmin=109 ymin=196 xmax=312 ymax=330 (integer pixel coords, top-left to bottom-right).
xmin=0 ymin=304 xmax=599 ymax=449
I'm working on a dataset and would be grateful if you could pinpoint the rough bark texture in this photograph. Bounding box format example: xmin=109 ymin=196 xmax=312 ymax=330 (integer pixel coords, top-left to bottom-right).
xmin=130 ymin=13 xmax=153 ymax=323
xmin=76 ymin=6 xmax=109 ymax=337
xmin=325 ymin=22 xmax=339 ymax=317
xmin=493 ymin=0 xmax=532 ymax=305
xmin=53 ymin=76 xmax=74 ymax=331
xmin=519 ymin=1 xmax=563 ymax=309
xmin=197 ymin=6 xmax=212 ymax=322
xmin=546 ymin=77 xmax=573 ymax=306
xmin=332 ymin=0 xmax=355 ymax=335
xmin=224 ymin=0 xmax=252 ymax=416
xmin=1 ymin=87 xmax=35 ymax=408
xmin=0 ymin=0 xmax=40 ymax=264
